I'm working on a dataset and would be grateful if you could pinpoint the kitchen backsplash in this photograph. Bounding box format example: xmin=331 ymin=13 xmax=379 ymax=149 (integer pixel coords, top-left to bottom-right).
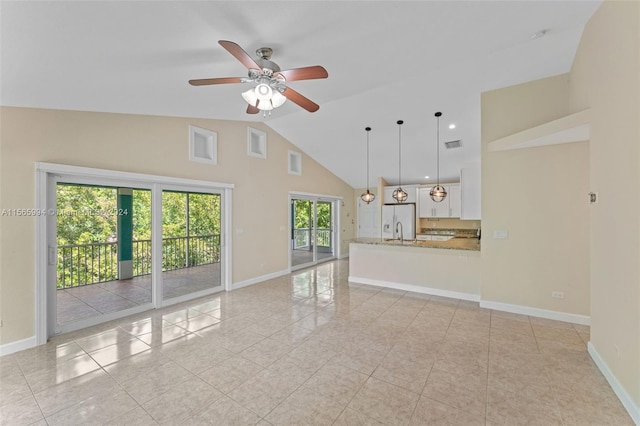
xmin=418 ymin=217 xmax=481 ymax=230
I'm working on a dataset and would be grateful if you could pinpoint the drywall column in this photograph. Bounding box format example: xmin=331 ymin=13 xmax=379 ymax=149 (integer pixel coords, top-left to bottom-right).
xmin=117 ymin=188 xmax=133 ymax=280
xmin=569 ymin=0 xmax=640 ymax=414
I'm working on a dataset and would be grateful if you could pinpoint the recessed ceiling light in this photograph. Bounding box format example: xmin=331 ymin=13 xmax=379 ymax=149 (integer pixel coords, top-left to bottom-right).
xmin=424 ymin=175 xmax=430 ymax=179
xmin=449 ymin=124 xmax=456 ymax=129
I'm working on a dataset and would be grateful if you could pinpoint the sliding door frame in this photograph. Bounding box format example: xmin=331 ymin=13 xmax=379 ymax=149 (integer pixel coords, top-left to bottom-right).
xmin=35 ymin=162 xmax=233 ymax=344
xmin=288 ymin=191 xmax=342 ymax=272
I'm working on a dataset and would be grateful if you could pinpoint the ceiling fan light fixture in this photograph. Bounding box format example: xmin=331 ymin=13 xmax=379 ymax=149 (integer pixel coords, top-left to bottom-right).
xmin=241 ymin=89 xmax=258 ymax=106
xmin=191 ymin=40 xmax=327 ymax=114
xmin=255 ymin=83 xmax=273 ymax=101
xmin=271 ymin=90 xmax=287 ymax=108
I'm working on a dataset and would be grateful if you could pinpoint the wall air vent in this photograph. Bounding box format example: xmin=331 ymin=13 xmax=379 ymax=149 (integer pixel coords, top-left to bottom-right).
xmin=444 ymin=139 xmax=463 ymax=149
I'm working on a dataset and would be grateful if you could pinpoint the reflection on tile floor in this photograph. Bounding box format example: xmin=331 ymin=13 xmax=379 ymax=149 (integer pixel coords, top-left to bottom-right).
xmin=3 ymin=259 xmax=633 ymax=425
xmin=57 ymin=263 xmax=220 ymax=324
xmin=291 ymin=248 xmax=334 ymax=267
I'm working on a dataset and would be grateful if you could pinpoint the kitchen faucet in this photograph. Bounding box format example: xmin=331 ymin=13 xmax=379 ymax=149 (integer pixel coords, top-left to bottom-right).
xmin=396 ymin=221 xmax=404 ymax=244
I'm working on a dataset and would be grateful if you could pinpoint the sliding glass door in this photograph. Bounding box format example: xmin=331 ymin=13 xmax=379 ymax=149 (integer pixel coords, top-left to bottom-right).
xmin=54 ymin=182 xmax=153 ymax=333
xmin=161 ymin=190 xmax=222 ymax=302
xmin=290 ymin=196 xmax=336 ymax=270
xmin=41 ymin=164 xmax=231 ymax=339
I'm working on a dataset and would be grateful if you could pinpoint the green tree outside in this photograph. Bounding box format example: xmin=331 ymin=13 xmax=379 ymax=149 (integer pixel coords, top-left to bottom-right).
xmin=56 ymin=184 xmax=220 ymax=288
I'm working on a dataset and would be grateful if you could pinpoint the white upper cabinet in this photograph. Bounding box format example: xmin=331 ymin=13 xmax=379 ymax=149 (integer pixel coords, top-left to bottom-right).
xmin=460 ymin=166 xmax=481 ymax=220
xmin=449 ymin=184 xmax=461 ymax=218
xmin=419 ymin=184 xmax=461 ymax=218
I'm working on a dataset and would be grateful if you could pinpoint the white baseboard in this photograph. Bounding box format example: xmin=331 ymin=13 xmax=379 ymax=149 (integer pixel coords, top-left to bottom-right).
xmin=0 ymin=335 xmax=36 ymax=356
xmin=480 ymin=299 xmax=590 ymax=325
xmin=588 ymin=342 xmax=640 ymax=425
xmin=349 ymin=276 xmax=480 ymax=302
xmin=338 ymin=253 xmax=349 ymax=260
xmin=231 ymin=269 xmax=290 ymax=291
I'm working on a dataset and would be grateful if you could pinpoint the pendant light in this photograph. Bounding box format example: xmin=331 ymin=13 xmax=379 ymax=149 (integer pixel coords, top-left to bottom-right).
xmin=430 ymin=112 xmax=447 ymax=202
xmin=392 ymin=120 xmax=408 ymax=203
xmin=360 ymin=127 xmax=376 ymax=204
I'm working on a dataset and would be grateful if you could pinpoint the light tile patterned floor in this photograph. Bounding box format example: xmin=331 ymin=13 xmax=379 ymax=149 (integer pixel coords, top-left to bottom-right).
xmin=0 ymin=259 xmax=633 ymax=425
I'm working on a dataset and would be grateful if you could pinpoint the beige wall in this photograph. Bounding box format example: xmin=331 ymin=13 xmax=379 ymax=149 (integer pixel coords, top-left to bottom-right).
xmin=0 ymin=107 xmax=355 ymax=345
xmin=569 ymin=0 xmax=640 ymax=407
xmin=481 ymin=74 xmax=591 ymax=316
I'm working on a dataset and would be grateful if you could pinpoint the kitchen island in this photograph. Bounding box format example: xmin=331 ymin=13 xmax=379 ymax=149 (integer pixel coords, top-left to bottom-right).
xmin=349 ymin=237 xmax=481 ymax=301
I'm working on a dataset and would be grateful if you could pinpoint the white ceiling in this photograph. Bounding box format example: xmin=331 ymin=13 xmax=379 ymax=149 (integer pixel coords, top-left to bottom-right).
xmin=0 ymin=1 xmax=601 ymax=188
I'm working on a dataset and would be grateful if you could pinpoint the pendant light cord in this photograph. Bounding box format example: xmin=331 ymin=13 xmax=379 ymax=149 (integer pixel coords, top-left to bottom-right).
xmin=366 ymin=128 xmax=370 ymax=191
xmin=398 ymin=120 xmax=403 ymax=188
xmin=436 ymin=114 xmax=440 ymax=186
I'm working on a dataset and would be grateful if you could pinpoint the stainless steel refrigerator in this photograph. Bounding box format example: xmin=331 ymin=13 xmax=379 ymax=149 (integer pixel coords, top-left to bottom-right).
xmin=381 ymin=203 xmax=416 ymax=240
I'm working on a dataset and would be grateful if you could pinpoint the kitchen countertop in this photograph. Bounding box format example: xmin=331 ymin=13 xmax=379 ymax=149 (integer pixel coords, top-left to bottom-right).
xmin=352 ymin=237 xmax=480 ymax=251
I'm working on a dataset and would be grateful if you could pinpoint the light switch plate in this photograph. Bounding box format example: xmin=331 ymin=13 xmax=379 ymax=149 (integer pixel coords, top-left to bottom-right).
xmin=493 ymin=230 xmax=508 ymax=240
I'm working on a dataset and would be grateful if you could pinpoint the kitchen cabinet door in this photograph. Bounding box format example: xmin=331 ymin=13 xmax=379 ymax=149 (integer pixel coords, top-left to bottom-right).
xmin=448 ymin=184 xmax=461 ymax=218
xmin=419 ymin=185 xmax=458 ymax=217
xmin=419 ymin=187 xmax=435 ymax=217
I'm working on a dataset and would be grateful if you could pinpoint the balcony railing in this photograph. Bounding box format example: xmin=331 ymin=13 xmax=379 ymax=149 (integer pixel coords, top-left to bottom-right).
xmin=57 ymin=234 xmax=220 ymax=289
xmin=293 ymin=228 xmax=332 ymax=249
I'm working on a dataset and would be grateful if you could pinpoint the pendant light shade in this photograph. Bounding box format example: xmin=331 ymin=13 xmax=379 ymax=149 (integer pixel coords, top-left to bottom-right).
xmin=360 ymin=127 xmax=376 ymax=204
xmin=430 ymin=112 xmax=448 ymax=203
xmin=392 ymin=120 xmax=408 ymax=203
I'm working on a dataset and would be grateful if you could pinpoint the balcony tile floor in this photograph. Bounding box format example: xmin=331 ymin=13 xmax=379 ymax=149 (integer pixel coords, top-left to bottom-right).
xmin=2 ymin=259 xmax=633 ymax=425
xmin=57 ymin=264 xmax=221 ymax=325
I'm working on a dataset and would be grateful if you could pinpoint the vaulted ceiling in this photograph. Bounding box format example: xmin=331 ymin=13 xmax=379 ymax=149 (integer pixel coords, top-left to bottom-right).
xmin=0 ymin=1 xmax=601 ymax=188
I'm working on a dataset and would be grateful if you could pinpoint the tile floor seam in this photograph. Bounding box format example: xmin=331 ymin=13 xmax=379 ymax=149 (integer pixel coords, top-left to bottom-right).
xmin=328 ymin=367 xmax=373 ymax=426
xmin=15 ymin=359 xmax=48 ymax=425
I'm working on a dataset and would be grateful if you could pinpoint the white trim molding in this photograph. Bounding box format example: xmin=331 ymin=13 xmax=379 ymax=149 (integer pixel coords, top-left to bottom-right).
xmin=232 ymin=269 xmax=290 ymax=291
xmin=35 ymin=162 xmax=234 ymax=189
xmin=588 ymin=342 xmax=640 ymax=424
xmin=349 ymin=276 xmax=481 ymax=302
xmin=0 ymin=336 xmax=37 ymax=356
xmin=479 ymin=299 xmax=590 ymax=325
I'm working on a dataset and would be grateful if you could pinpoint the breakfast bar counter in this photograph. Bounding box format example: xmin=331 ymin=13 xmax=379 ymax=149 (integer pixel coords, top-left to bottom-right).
xmin=349 ymin=238 xmax=481 ymax=300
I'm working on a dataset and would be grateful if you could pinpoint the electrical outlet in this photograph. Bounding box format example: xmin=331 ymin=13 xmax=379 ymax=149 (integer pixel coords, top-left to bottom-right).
xmin=552 ymin=291 xmax=565 ymax=299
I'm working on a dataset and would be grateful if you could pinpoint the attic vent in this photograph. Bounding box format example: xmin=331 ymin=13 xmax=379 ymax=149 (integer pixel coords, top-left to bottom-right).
xmin=444 ymin=139 xmax=463 ymax=149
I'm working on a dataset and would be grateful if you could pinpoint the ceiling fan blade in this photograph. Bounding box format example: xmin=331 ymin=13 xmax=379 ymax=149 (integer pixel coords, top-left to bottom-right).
xmin=219 ymin=40 xmax=262 ymax=72
xmin=275 ymin=66 xmax=328 ymax=82
xmin=246 ymin=104 xmax=260 ymax=114
xmin=189 ymin=77 xmax=243 ymax=86
xmin=283 ymin=87 xmax=320 ymax=112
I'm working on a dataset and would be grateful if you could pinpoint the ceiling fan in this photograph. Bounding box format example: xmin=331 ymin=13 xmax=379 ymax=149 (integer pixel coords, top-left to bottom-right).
xmin=189 ymin=40 xmax=328 ymax=114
